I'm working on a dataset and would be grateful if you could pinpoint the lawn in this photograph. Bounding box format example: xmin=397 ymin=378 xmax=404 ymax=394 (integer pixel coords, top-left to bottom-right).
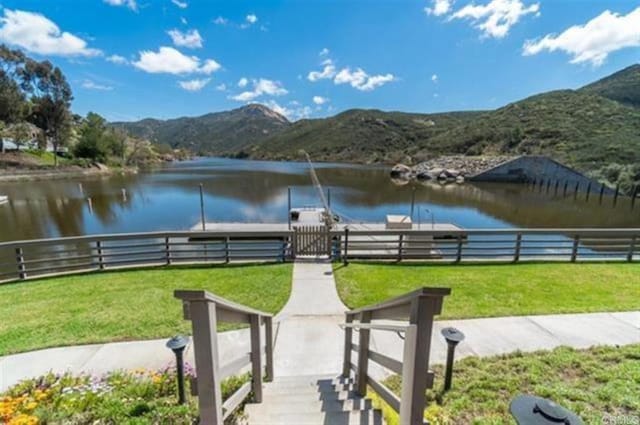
xmin=381 ymin=344 xmax=640 ymax=424
xmin=0 ymin=264 xmax=292 ymax=356
xmin=334 ymin=263 xmax=640 ymax=319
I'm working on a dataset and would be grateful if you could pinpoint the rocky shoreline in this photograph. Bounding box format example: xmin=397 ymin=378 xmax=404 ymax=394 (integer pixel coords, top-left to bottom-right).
xmin=391 ymin=155 xmax=514 ymax=182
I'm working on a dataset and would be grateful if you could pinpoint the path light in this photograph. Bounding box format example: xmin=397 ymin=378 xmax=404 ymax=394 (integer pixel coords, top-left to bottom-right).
xmin=166 ymin=335 xmax=190 ymax=404
xmin=510 ymin=395 xmax=583 ymax=424
xmin=441 ymin=327 xmax=464 ymax=391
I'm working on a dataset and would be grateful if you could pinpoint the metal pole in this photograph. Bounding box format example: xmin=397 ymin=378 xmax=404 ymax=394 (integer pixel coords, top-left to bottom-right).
xmin=410 ymin=186 xmax=416 ymax=220
xmin=444 ymin=343 xmax=456 ymax=392
xmin=199 ymin=183 xmax=205 ymax=231
xmin=327 ymin=188 xmax=331 ymax=208
xmin=287 ymin=187 xmax=292 ymax=230
xmin=176 ymin=349 xmax=186 ymax=404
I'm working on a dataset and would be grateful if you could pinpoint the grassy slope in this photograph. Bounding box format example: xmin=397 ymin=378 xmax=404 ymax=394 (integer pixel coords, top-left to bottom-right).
xmin=0 ymin=264 xmax=292 ymax=355
xmin=382 ymin=344 xmax=640 ymax=424
xmin=334 ymin=263 xmax=640 ymax=319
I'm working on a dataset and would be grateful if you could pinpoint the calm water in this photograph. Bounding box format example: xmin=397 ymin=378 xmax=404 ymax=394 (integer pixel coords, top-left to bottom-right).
xmin=0 ymin=157 xmax=638 ymax=242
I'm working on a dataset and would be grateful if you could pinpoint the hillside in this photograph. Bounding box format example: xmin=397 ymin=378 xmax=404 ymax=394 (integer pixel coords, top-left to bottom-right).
xmin=580 ymin=64 xmax=640 ymax=108
xmin=244 ymin=109 xmax=484 ymax=163
xmin=112 ymin=104 xmax=290 ymax=154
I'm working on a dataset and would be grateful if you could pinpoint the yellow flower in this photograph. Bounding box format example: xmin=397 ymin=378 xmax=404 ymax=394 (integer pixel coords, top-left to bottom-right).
xmin=24 ymin=401 xmax=38 ymax=411
xmin=8 ymin=413 xmax=39 ymax=425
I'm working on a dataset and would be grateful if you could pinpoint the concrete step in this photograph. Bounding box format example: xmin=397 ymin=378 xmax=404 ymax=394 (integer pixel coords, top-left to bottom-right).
xmin=260 ymin=383 xmax=356 ymax=396
xmin=245 ymin=408 xmax=384 ymax=425
xmin=261 ymin=389 xmax=359 ymax=403
xmin=245 ymin=397 xmax=373 ymax=415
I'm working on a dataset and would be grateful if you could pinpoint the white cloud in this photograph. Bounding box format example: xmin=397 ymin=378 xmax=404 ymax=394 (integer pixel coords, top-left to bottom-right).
xmin=178 ymin=78 xmax=210 ymax=91
xmin=312 ymin=96 xmax=329 ymax=105
xmin=431 ymin=74 xmax=438 ymax=82
xmin=523 ymin=7 xmax=640 ymax=66
xmin=171 ymin=0 xmax=188 ymax=9
xmin=263 ymin=100 xmax=311 ymax=121
xmin=425 ymin=0 xmax=452 ymax=16
xmin=246 ymin=14 xmax=258 ymax=24
xmin=230 ymin=78 xmax=288 ymax=101
xmin=449 ymin=0 xmax=540 ymax=38
xmin=82 ymin=80 xmax=113 ymax=91
xmin=107 ymin=54 xmax=128 ymax=65
xmin=168 ymin=28 xmax=203 ymax=49
xmin=238 ymin=77 xmax=249 ymax=87
xmin=319 ymin=47 xmax=330 ymax=56
xmin=308 ymin=59 xmax=336 ymax=81
xmin=334 ymin=67 xmax=395 ymax=91
xmin=103 ymin=0 xmax=137 ymax=10
xmin=181 ymin=17 xmax=188 ymax=25
xmin=0 ymin=9 xmax=101 ymax=57
xmin=133 ymin=46 xmax=221 ymax=75
xmin=213 ymin=16 xmax=228 ymax=25
xmin=215 ymin=83 xmax=227 ymax=91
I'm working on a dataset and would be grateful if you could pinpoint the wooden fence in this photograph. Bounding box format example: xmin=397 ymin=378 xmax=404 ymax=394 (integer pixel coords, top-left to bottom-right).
xmin=0 ymin=228 xmax=638 ymax=284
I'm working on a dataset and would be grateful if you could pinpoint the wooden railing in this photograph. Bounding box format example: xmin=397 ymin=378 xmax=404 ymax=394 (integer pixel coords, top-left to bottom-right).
xmin=0 ymin=228 xmax=638 ymax=284
xmin=175 ymin=289 xmax=274 ymax=425
xmin=342 ymin=288 xmax=451 ymax=425
xmin=337 ymin=228 xmax=639 ymax=264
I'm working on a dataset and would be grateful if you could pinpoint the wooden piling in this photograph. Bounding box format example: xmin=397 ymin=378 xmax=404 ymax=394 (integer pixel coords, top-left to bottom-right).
xmin=613 ymin=184 xmax=620 ymax=207
xmin=585 ymin=182 xmax=592 ymax=202
xmin=554 ymin=180 xmax=559 ymax=196
xmin=599 ymin=184 xmax=605 ymax=204
xmin=632 ymin=185 xmax=638 ymax=210
xmin=573 ymin=182 xmax=579 ymax=200
xmin=563 ymin=181 xmax=568 ymax=197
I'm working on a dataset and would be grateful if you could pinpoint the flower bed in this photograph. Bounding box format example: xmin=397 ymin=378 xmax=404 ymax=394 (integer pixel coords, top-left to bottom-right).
xmin=0 ymin=365 xmax=247 ymax=424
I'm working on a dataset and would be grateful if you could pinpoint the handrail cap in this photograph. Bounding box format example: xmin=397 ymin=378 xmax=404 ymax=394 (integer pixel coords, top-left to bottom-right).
xmin=174 ymin=289 xmax=273 ymax=317
xmin=347 ymin=287 xmax=451 ymax=316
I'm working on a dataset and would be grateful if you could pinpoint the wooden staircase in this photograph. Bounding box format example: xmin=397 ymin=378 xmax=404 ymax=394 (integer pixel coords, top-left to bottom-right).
xmin=243 ymin=375 xmax=384 ymax=425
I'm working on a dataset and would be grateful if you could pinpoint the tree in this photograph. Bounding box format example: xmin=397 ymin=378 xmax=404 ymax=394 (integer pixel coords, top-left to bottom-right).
xmin=21 ymin=60 xmax=73 ymax=166
xmin=74 ymin=112 xmax=109 ymax=162
xmin=8 ymin=122 xmax=34 ymax=149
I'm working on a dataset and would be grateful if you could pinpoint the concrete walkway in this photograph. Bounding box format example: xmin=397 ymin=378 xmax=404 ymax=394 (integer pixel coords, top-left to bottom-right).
xmin=1 ymin=260 xmax=639 ymax=392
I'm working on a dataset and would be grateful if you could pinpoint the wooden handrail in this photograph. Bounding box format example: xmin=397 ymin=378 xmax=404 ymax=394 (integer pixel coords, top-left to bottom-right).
xmin=175 ymin=289 xmax=274 ymax=425
xmin=342 ymin=287 xmax=451 ymax=425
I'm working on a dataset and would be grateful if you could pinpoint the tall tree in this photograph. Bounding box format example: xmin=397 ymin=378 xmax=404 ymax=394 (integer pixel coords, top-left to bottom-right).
xmin=21 ymin=61 xmax=73 ymax=166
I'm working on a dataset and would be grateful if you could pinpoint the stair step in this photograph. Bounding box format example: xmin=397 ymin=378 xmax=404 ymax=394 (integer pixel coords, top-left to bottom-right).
xmin=261 ymin=390 xmax=360 ymax=403
xmin=262 ymin=382 xmax=356 ymax=395
xmin=245 ymin=397 xmax=373 ymax=415
xmin=245 ymin=408 xmax=384 ymax=425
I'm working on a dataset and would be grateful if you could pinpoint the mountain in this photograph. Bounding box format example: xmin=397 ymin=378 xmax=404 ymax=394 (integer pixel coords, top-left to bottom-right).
xmin=242 ymin=109 xmax=484 ymax=163
xmin=242 ymin=65 xmax=640 ymax=190
xmin=580 ymin=64 xmax=640 ymax=108
xmin=112 ymin=104 xmax=290 ymax=154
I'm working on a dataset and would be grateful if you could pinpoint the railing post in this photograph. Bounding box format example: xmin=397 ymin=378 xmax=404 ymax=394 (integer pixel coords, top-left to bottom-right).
xmin=343 ymin=228 xmax=349 ymax=265
xmin=225 ymin=237 xmax=230 ymax=264
xmin=264 ymin=316 xmax=274 ymax=381
xmin=399 ymin=295 xmax=441 ymax=425
xmin=96 ymin=240 xmax=105 ymax=270
xmin=571 ymin=235 xmax=580 ymax=262
xmin=342 ymin=313 xmax=353 ymax=377
xmin=455 ymin=235 xmax=463 ymax=263
xmin=15 ymin=247 xmax=26 ymax=280
xmin=513 ymin=233 xmax=522 ymax=263
xmin=292 ymin=228 xmax=297 ymax=260
xmin=398 ymin=234 xmax=404 ymax=262
xmin=187 ymin=300 xmax=223 ymax=424
xmin=249 ymin=314 xmax=263 ymax=403
xmin=165 ymin=237 xmax=172 ymax=265
xmin=628 ymin=236 xmax=636 ymax=263
xmin=355 ymin=311 xmax=371 ymax=397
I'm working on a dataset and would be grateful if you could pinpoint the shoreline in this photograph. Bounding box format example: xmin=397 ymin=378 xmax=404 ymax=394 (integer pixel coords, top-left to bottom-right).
xmin=0 ymin=166 xmax=139 ymax=182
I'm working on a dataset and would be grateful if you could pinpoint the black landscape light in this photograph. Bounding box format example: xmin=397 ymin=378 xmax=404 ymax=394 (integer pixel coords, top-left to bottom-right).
xmin=510 ymin=395 xmax=583 ymax=424
xmin=166 ymin=335 xmax=190 ymax=405
xmin=441 ymin=327 xmax=465 ymax=391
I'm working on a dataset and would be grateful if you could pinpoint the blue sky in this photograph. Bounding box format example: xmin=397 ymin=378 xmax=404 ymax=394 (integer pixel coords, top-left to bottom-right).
xmin=0 ymin=0 xmax=639 ymax=122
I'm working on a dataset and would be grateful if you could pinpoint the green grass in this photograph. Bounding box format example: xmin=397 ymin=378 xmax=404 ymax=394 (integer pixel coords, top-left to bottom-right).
xmin=0 ymin=264 xmax=292 ymax=356
xmin=382 ymin=344 xmax=640 ymax=424
xmin=334 ymin=263 xmax=640 ymax=319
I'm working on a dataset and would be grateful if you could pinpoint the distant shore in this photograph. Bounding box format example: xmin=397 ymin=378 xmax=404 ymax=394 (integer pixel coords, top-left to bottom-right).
xmin=0 ymin=164 xmax=138 ymax=182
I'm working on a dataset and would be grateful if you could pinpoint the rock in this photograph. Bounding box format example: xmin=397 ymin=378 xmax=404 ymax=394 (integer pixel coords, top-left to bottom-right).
xmin=416 ymin=171 xmax=432 ymax=180
xmin=390 ymin=164 xmax=412 ymax=179
xmin=437 ymin=172 xmax=448 ymax=180
xmin=456 ymin=175 xmax=465 ymax=184
xmin=445 ymin=169 xmax=460 ymax=178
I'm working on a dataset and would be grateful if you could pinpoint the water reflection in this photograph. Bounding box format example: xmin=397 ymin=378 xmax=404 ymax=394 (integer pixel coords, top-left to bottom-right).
xmin=0 ymin=157 xmax=638 ymax=242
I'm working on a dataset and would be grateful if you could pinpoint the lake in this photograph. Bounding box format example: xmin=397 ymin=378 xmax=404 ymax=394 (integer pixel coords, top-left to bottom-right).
xmin=0 ymin=157 xmax=638 ymax=242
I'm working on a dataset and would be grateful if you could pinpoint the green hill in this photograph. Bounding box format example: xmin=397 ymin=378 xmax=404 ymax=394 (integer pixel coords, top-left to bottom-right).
xmin=112 ymin=104 xmax=290 ymax=154
xmin=244 ymin=109 xmax=483 ymax=163
xmin=580 ymin=64 xmax=640 ymax=108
